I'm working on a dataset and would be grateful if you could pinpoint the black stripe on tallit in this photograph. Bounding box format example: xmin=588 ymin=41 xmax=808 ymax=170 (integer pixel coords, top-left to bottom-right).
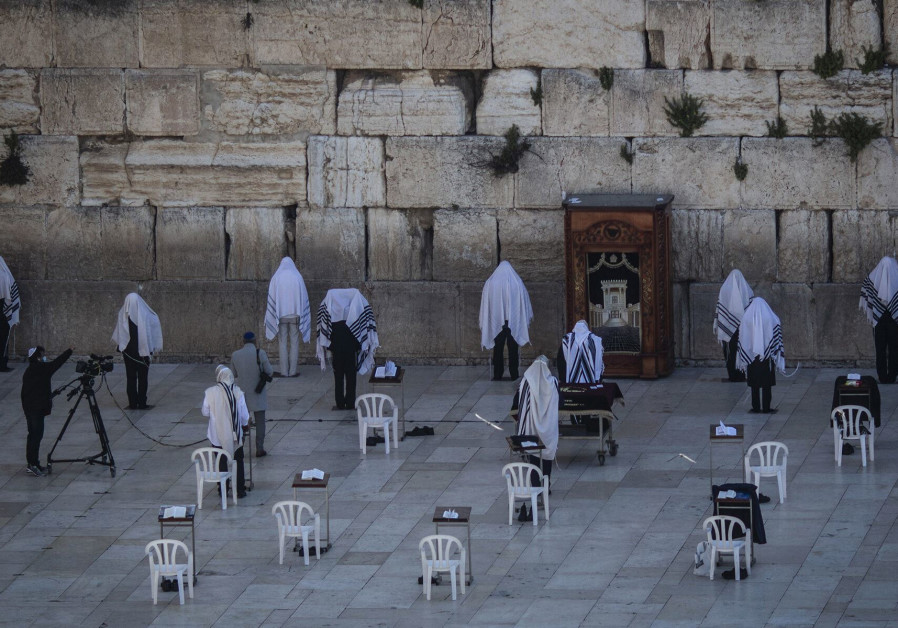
xmin=220 ymin=382 xmax=239 ymax=438
xmin=2 ymin=282 xmax=20 ymax=321
xmin=563 ymin=334 xmax=599 ymax=383
xmin=517 ymin=381 xmax=532 ymax=437
xmin=715 ymin=303 xmax=742 ymax=339
xmin=738 ymin=324 xmax=783 ymax=368
xmin=316 ymin=303 xmax=333 ymax=342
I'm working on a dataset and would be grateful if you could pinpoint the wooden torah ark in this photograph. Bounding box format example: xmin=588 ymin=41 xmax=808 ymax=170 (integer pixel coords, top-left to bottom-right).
xmin=563 ymin=194 xmax=674 ymax=378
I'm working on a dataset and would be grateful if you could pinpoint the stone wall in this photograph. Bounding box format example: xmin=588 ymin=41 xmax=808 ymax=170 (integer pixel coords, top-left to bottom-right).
xmin=1 ymin=0 xmax=896 ymax=367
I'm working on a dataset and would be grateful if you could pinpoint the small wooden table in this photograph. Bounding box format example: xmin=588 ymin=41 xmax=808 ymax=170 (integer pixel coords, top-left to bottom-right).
xmin=292 ymin=472 xmax=331 ymax=555
xmin=369 ymin=367 xmax=406 ymax=440
xmin=506 ymin=434 xmax=545 ymax=464
xmin=158 ymin=504 xmax=197 ymax=585
xmin=709 ymin=424 xmax=745 ymax=496
xmin=432 ymin=506 xmax=473 ymax=586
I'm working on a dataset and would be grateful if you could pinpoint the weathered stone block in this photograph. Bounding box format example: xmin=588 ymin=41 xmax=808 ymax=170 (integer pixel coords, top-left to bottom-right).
xmin=611 ymin=70 xmax=683 ymax=137
xmin=126 ymin=70 xmax=199 ymax=137
xmin=385 ymin=137 xmax=514 ymax=208
xmin=140 ymin=0 xmax=249 ymax=68
xmin=672 ymin=282 xmax=691 ymax=358
xmin=0 ymin=0 xmax=52 ymax=67
xmin=368 ymin=208 xmax=433 ymax=281
xmin=0 ymin=136 xmax=79 ymax=207
xmin=632 ymin=138 xmax=740 ymax=209
xmin=689 ymin=283 xmax=721 ymax=359
xmin=684 ymin=70 xmax=778 ymax=136
xmin=80 ymin=142 xmax=132 ymax=207
xmin=40 ymin=69 xmax=124 ymax=136
xmin=541 ymin=69 xmax=611 ymax=136
xmin=366 ymin=282 xmax=461 ymax=358
xmin=776 ymin=210 xmax=830 ymax=283
xmin=814 ymin=283 xmax=871 ymax=360
xmin=203 ymin=69 xmax=336 ymax=137
xmin=830 ymin=0 xmax=881 ymax=70
xmin=225 ymin=207 xmax=287 ymax=281
xmin=765 ymin=283 xmax=815 ymax=360
xmin=670 ymin=209 xmax=724 ymax=282
xmin=887 ymin=0 xmax=898 ymax=65
xmin=0 ymin=70 xmax=39 ymax=133
xmin=422 ymin=0 xmax=491 ymax=69
xmin=711 ymin=0 xmax=825 ymax=69
xmin=0 ymin=206 xmax=46 ymax=280
xmin=337 ymin=71 xmax=472 ymax=136
xmin=857 ymin=139 xmax=898 ymax=209
xmin=646 ymin=0 xmax=711 ymax=70
xmin=493 ymin=0 xmax=646 ymax=69
xmin=741 ymin=138 xmax=854 ymax=209
xmin=722 ymin=210 xmax=776 ymax=282
xmin=497 ymin=209 xmax=563 ymax=282
xmin=307 ymin=136 xmax=384 ymax=209
xmin=54 ymin=0 xmax=138 ymax=67
xmin=253 ymin=0 xmax=422 ymax=68
xmin=157 ymin=207 xmax=225 ymax=280
xmin=515 ymin=138 xmax=631 ymax=208
xmin=476 ymin=69 xmax=542 ymax=136
xmin=295 ymin=207 xmax=366 ymax=283
xmin=432 ymin=208 xmax=496 ymax=281
xmin=831 ymin=210 xmax=898 ymax=282
xmin=895 ymin=70 xmax=898 ymax=137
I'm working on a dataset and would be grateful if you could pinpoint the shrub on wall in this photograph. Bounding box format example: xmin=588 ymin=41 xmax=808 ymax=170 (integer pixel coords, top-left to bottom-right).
xmin=812 ymin=49 xmax=844 ymax=79
xmin=829 ymin=112 xmax=881 ymax=162
xmin=0 ymin=132 xmax=31 ymax=187
xmin=663 ymin=93 xmax=708 ymax=137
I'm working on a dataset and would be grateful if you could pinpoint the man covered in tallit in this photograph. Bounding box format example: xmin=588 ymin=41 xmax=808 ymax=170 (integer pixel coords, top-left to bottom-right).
xmin=860 ymin=256 xmax=898 ymax=384
xmin=265 ymin=257 xmax=311 ymax=378
xmin=736 ymin=297 xmax=785 ymax=413
xmin=480 ymin=261 xmax=533 ymax=381
xmin=316 ymin=288 xmax=378 ymax=409
xmin=556 ymin=320 xmax=604 ymax=384
xmin=714 ymin=269 xmax=753 ymax=382
xmin=0 ymin=255 xmax=20 ymax=372
xmin=202 ymin=366 xmax=250 ymax=498
xmin=515 ymin=357 xmax=559 ymax=515
xmin=111 ymin=292 xmax=162 ymax=410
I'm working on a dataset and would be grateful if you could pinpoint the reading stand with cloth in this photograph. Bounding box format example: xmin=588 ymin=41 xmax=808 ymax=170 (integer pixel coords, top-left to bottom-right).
xmin=831 ymin=375 xmax=880 ymax=429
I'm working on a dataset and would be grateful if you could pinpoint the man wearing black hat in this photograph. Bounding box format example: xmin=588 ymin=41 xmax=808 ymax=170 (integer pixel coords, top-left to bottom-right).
xmin=21 ymin=346 xmax=73 ymax=476
xmin=230 ymin=332 xmax=274 ymax=456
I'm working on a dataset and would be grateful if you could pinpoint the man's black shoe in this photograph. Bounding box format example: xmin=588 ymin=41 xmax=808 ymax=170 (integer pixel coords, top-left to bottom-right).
xmin=758 ymin=493 xmax=771 ymax=503
xmin=722 ymin=568 xmax=749 ymax=580
xmin=256 ymin=449 xmax=267 ymax=457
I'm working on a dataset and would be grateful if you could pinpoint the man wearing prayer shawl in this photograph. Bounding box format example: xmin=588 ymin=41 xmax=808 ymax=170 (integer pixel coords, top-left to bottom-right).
xmin=0 ymin=256 xmax=20 ymax=372
xmin=556 ymin=320 xmax=604 ymax=384
xmin=736 ymin=297 xmax=785 ymax=413
xmin=714 ymin=269 xmax=753 ymax=382
xmin=480 ymin=261 xmax=533 ymax=381
xmin=860 ymin=256 xmax=898 ymax=384
xmin=203 ymin=366 xmax=250 ymax=498
xmin=515 ymin=357 xmax=559 ymax=495
xmin=111 ymin=293 xmax=162 ymax=410
xmin=265 ymin=257 xmax=311 ymax=378
xmin=316 ymin=288 xmax=379 ymax=410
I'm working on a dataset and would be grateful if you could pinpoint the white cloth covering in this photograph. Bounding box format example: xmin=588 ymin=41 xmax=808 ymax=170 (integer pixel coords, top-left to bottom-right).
xmin=202 ymin=367 xmax=249 ymax=459
xmin=516 ymin=357 xmax=559 ymax=460
xmin=315 ymin=288 xmax=379 ymax=375
xmin=111 ymin=293 xmax=163 ymax=357
xmin=714 ymin=269 xmax=753 ymax=344
xmin=479 ymin=261 xmax=533 ymax=349
xmin=860 ymin=256 xmax=898 ymax=326
xmin=736 ymin=297 xmax=785 ymax=374
xmin=0 ymin=256 xmax=20 ymax=327
xmin=561 ymin=320 xmax=604 ymax=383
xmin=265 ymin=257 xmax=311 ymax=342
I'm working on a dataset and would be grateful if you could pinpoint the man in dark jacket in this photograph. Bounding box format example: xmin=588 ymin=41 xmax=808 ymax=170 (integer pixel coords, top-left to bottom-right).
xmin=21 ymin=346 xmax=72 ymax=476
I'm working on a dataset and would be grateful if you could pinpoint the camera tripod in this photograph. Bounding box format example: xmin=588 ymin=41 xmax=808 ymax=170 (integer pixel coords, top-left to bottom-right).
xmin=46 ymin=373 xmax=116 ymax=477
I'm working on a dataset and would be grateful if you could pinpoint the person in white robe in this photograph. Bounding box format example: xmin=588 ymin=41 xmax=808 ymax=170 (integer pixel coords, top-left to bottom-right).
xmin=714 ymin=269 xmax=753 ymax=382
xmin=736 ymin=297 xmax=785 ymax=413
xmin=513 ymin=357 xmax=558 ymax=518
xmin=265 ymin=257 xmax=311 ymax=378
xmin=557 ymin=320 xmax=604 ymax=384
xmin=202 ymin=366 xmax=250 ymax=498
xmin=0 ymin=255 xmax=20 ymax=372
xmin=111 ymin=292 xmax=162 ymax=409
xmin=480 ymin=261 xmax=533 ymax=381
xmin=860 ymin=256 xmax=898 ymax=384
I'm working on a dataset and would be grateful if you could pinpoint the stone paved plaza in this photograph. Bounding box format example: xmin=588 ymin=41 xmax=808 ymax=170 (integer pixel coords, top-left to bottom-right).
xmin=0 ymin=362 xmax=896 ymax=627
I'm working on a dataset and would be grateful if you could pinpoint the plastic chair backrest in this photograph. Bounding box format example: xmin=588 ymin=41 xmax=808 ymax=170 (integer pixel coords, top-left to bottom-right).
xmin=704 ymin=515 xmax=747 ymax=549
xmin=272 ymin=500 xmax=314 ymax=528
xmin=419 ymin=534 xmax=462 ymax=569
xmin=502 ymin=462 xmax=542 ymax=490
xmin=746 ymin=441 xmax=788 ymax=468
xmin=355 ymin=393 xmax=396 ymax=421
xmin=145 ymin=538 xmax=189 ymax=568
xmin=191 ymin=447 xmax=230 ymax=474
xmin=833 ymin=405 xmax=871 ymax=438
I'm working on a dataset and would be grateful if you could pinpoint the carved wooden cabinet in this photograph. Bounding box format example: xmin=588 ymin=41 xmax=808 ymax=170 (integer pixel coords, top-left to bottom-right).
xmin=563 ymin=194 xmax=674 ymax=378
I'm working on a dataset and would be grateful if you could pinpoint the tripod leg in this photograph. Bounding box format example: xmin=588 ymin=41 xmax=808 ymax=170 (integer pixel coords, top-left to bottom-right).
xmin=46 ymin=392 xmax=84 ymax=468
xmin=87 ymin=386 xmax=115 ymax=477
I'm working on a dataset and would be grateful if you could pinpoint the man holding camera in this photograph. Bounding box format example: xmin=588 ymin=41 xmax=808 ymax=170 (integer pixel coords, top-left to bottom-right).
xmin=21 ymin=346 xmax=73 ymax=476
xmin=230 ymin=332 xmax=273 ymax=456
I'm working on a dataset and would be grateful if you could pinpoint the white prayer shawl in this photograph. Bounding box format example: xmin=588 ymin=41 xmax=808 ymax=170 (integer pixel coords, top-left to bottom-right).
xmin=714 ymin=269 xmax=753 ymax=344
xmin=479 ymin=261 xmax=533 ymax=349
xmin=265 ymin=257 xmax=311 ymax=342
xmin=111 ymin=293 xmax=163 ymax=357
xmin=0 ymin=256 xmax=20 ymax=327
xmin=736 ymin=297 xmax=785 ymax=374
xmin=517 ymin=358 xmax=559 ymax=460
xmin=203 ymin=367 xmax=247 ymax=459
xmin=561 ymin=320 xmax=604 ymax=383
xmin=860 ymin=256 xmax=898 ymax=326
xmin=315 ymin=288 xmax=379 ymax=375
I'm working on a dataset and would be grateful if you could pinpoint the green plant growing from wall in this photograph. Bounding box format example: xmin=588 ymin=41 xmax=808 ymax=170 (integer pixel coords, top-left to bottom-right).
xmin=598 ymin=67 xmax=613 ymax=91
xmin=530 ymin=82 xmax=542 ymax=106
xmin=663 ymin=93 xmax=708 ymax=137
xmin=812 ymin=49 xmax=844 ymax=79
xmin=829 ymin=112 xmax=881 ymax=162
xmin=733 ymin=158 xmax=748 ymax=181
xmin=241 ymin=11 xmax=253 ymax=30
xmin=765 ymin=117 xmax=788 ymax=138
xmin=619 ymin=143 xmax=633 ymax=164
xmin=485 ymin=125 xmax=532 ymax=176
xmin=857 ymin=44 xmax=888 ymax=74
xmin=0 ymin=131 xmax=31 ymax=187
xmin=808 ymin=106 xmax=829 ymax=146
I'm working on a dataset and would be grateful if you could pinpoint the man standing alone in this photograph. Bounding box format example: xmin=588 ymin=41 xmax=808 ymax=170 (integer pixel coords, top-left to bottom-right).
xmin=21 ymin=346 xmax=73 ymax=476
xmin=231 ymin=332 xmax=273 ymax=456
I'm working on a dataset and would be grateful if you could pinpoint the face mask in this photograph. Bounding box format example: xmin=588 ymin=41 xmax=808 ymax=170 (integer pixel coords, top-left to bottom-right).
xmin=41 ymin=356 xmax=48 ymax=362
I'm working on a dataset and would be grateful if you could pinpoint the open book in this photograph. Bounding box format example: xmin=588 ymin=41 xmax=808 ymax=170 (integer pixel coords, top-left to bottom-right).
xmin=301 ymin=468 xmax=325 ymax=480
xmin=162 ymin=506 xmax=187 ymax=519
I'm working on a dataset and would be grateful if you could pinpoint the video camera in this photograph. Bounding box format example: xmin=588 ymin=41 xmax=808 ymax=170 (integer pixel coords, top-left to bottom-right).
xmin=75 ymin=354 xmax=115 ymax=377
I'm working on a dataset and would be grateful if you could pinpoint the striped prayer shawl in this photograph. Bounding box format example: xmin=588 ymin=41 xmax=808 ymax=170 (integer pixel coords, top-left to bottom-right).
xmin=737 ymin=323 xmax=783 ymax=369
xmin=2 ymin=280 xmax=19 ymax=326
xmin=317 ymin=301 xmax=377 ymax=372
xmin=861 ymin=277 xmax=898 ymax=325
xmin=219 ymin=382 xmax=242 ymax=446
xmin=561 ymin=333 xmax=602 ymax=383
xmin=714 ymin=302 xmax=741 ymax=343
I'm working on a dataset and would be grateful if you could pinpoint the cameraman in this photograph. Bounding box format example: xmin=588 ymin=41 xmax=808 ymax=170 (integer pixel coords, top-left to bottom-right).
xmin=21 ymin=346 xmax=73 ymax=476
xmin=230 ymin=332 xmax=273 ymax=457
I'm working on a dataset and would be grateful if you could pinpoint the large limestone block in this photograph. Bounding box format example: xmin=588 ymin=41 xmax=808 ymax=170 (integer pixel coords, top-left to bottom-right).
xmin=514 ymin=138 xmax=631 ymax=208
xmin=814 ymin=283 xmax=871 ymax=360
xmin=722 ymin=210 xmax=776 ymax=282
xmin=830 ymin=0 xmax=881 ymax=69
xmin=140 ymin=0 xmax=249 ymax=68
xmin=366 ymin=282 xmax=461 ymax=357
xmin=368 ymin=208 xmax=433 ymax=281
xmin=126 ymin=70 xmax=199 ymax=137
xmin=422 ymin=0 xmax=491 ymax=69
xmin=80 ymin=142 xmax=131 ymax=207
xmin=684 ymin=70 xmax=778 ymax=136
xmin=0 ymin=136 xmax=79 ymax=207
xmin=646 ymin=1 xmax=711 ymax=70
xmin=711 ymin=0 xmax=826 ymax=69
xmin=432 ymin=208 xmax=496 ymax=281
xmin=632 ymin=138 xmax=740 ymax=209
xmin=688 ymin=283 xmax=721 ymax=359
xmin=895 ymin=70 xmax=897 ymax=137
xmin=497 ymin=209 xmax=563 ymax=282
xmin=0 ymin=0 xmax=52 ymax=67
xmin=307 ymin=136 xmax=384 ymax=209
xmin=225 ymin=208 xmax=287 ymax=281
xmin=295 ymin=207 xmax=366 ymax=282
xmin=672 ymin=282 xmax=691 ymax=358
xmin=54 ymin=0 xmax=138 ymax=67
xmin=203 ymin=69 xmax=337 ymax=137
xmin=385 ymin=137 xmax=514 ymax=208
xmin=493 ymin=0 xmax=646 ymax=69
xmin=611 ymin=70 xmax=683 ymax=137
xmin=0 ymin=70 xmax=39 ymax=133
xmin=858 ymin=139 xmax=898 ymax=209
xmin=765 ymin=283 xmax=815 ymax=360
xmin=157 ymin=207 xmax=225 ymax=280
xmin=541 ymin=69 xmax=611 ymax=136
xmin=476 ymin=69 xmax=542 ymax=136
xmin=888 ymin=0 xmax=898 ymax=65
xmin=776 ymin=210 xmax=830 ymax=283
xmin=0 ymin=206 xmax=46 ymax=280
xmin=831 ymin=210 xmax=898 ymax=282
xmin=253 ymin=0 xmax=422 ymax=68
xmin=670 ymin=209 xmax=724 ymax=282
xmin=337 ymin=71 xmax=472 ymax=136
xmin=40 ymin=69 xmax=125 ymax=136
xmin=779 ymin=70 xmax=893 ymax=135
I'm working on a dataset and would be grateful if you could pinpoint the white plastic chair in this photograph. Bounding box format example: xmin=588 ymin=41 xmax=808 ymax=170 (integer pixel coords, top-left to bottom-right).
xmin=502 ymin=462 xmax=549 ymax=526
xmin=272 ymin=500 xmax=321 ymax=566
xmin=419 ymin=534 xmax=466 ymax=601
xmin=832 ymin=405 xmax=874 ymax=467
xmin=743 ymin=441 xmax=789 ymax=503
xmin=191 ymin=447 xmax=236 ymax=510
xmin=355 ymin=393 xmax=399 ymax=454
xmin=703 ymin=515 xmax=751 ymax=581
xmin=145 ymin=539 xmax=194 ymax=605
